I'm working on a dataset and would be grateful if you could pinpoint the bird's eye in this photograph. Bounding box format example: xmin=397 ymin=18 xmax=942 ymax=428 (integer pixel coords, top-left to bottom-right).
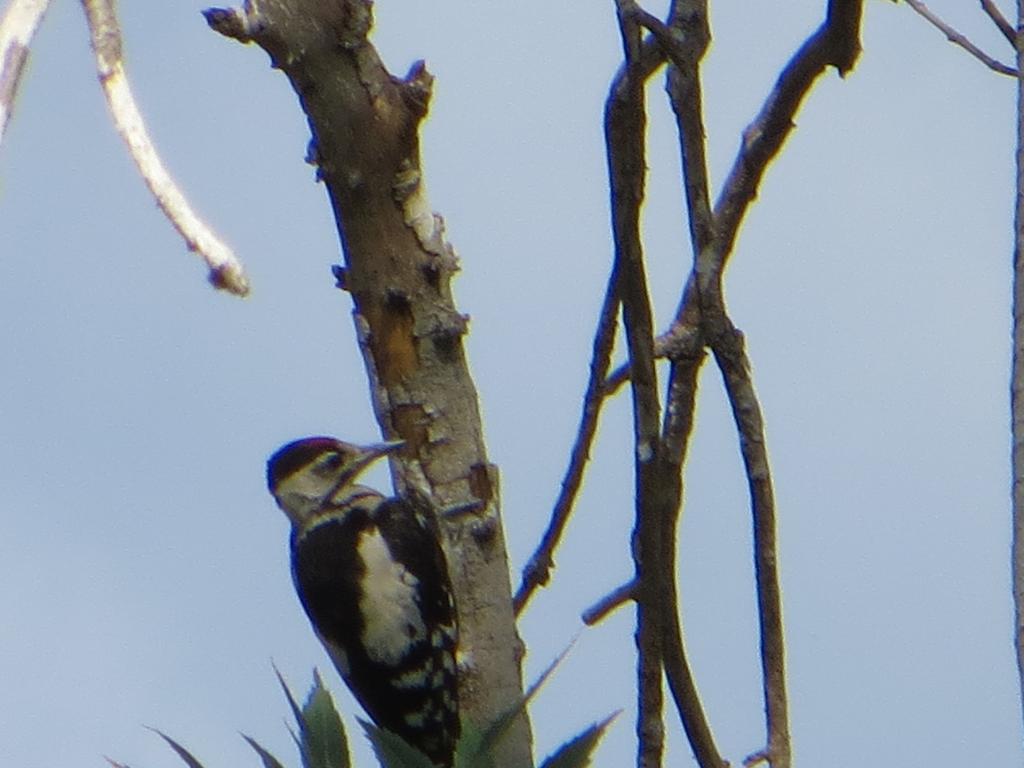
xmin=319 ymin=453 xmax=343 ymax=473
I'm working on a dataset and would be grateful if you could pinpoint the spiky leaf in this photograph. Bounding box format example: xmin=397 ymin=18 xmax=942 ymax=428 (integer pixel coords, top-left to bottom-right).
xmin=451 ymin=721 xmax=493 ymax=768
xmin=361 ymin=720 xmax=438 ymax=768
xmin=470 ymin=641 xmax=574 ymax=762
xmin=147 ymin=727 xmax=207 ymax=768
xmin=537 ymin=713 xmax=619 ymax=768
xmin=241 ymin=733 xmax=289 ymax=768
xmin=274 ymin=663 xmax=305 ymax=729
xmin=299 ymin=671 xmax=350 ymax=768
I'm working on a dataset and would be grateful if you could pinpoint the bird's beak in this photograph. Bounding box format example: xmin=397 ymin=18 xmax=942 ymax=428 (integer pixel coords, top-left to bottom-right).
xmin=364 ymin=439 xmax=406 ymax=459
xmin=317 ymin=439 xmax=408 ymax=514
xmin=349 ymin=439 xmax=406 ymax=475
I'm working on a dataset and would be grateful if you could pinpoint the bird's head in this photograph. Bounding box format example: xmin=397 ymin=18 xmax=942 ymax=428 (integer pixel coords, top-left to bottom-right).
xmin=267 ymin=436 xmax=405 ymax=526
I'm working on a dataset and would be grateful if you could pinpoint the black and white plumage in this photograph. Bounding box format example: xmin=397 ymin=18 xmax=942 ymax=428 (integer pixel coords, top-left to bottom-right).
xmin=267 ymin=437 xmax=459 ymax=767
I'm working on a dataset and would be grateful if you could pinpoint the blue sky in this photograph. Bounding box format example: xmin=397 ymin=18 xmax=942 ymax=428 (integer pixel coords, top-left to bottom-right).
xmin=0 ymin=1 xmax=1019 ymax=766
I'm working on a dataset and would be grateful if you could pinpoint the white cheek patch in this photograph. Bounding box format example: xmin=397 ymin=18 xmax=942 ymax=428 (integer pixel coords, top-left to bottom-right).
xmin=275 ymin=473 xmax=333 ymax=524
xmin=357 ymin=530 xmax=426 ymax=665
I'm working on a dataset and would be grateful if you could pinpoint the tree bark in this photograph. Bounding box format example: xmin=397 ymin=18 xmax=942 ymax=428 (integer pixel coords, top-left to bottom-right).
xmin=206 ymin=3 xmax=531 ymax=765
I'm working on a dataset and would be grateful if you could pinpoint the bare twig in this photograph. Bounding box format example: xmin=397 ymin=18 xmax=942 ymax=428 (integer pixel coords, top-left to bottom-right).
xmin=582 ymin=579 xmax=637 ymax=626
xmin=647 ymin=5 xmax=728 ymax=767
xmin=605 ymin=10 xmax=862 ymax=768
xmin=664 ymin=8 xmax=714 ymax=260
xmin=660 ymin=343 xmax=726 ymax=768
xmin=513 ymin=270 xmax=620 ymax=616
xmin=514 ymin=28 xmax=669 ymax=620
xmin=609 ymin=4 xmax=667 ymax=766
xmin=980 ymin=0 xmax=1015 ymax=45
xmin=710 ymin=322 xmax=788 ymax=768
xmin=904 ymin=0 xmax=1017 ymax=76
xmin=1012 ymin=0 xmax=1024 ymax=740
xmin=713 ymin=0 xmax=865 ymax=268
xmin=690 ymin=2 xmax=869 ymax=760
xmin=674 ymin=5 xmax=866 ymax=767
xmin=81 ymin=0 xmax=250 ymax=295
xmin=535 ymin=6 xmax=863 ymax=768
xmin=624 ymin=1 xmax=716 ymax=255
xmin=0 ymin=0 xmax=51 ymax=148
xmin=604 ymin=320 xmax=702 ymax=395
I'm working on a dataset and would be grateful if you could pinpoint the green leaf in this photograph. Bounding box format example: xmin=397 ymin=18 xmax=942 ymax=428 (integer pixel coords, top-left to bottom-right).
xmin=274 ymin=662 xmax=305 ymax=729
xmin=450 ymin=641 xmax=579 ymax=768
xmin=286 ymin=723 xmax=303 ymax=760
xmin=241 ymin=733 xmax=289 ymax=768
xmin=451 ymin=722 xmax=492 ymax=768
xmin=298 ymin=670 xmax=350 ymax=768
xmin=537 ymin=713 xmax=620 ymax=768
xmin=471 ymin=640 xmax=576 ymax=761
xmin=360 ymin=720 xmax=438 ymax=768
xmin=146 ymin=727 xmax=207 ymax=768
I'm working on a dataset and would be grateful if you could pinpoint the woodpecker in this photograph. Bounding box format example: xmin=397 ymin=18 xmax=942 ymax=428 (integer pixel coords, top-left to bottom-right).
xmin=267 ymin=436 xmax=460 ymax=767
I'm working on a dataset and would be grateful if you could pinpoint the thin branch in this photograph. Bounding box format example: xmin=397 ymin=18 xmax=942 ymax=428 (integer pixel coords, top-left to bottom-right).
xmin=604 ymin=320 xmax=702 ymax=396
xmin=904 ymin=0 xmax=1017 ymax=76
xmin=582 ymin=579 xmax=638 ymax=626
xmin=713 ymin=0 xmax=865 ymax=271
xmin=641 ymin=5 xmax=731 ymax=766
xmin=628 ymin=1 xmax=715 ymax=255
xmin=514 ymin=269 xmax=621 ymax=616
xmin=666 ymin=54 xmax=714 ymax=258
xmin=81 ymin=0 xmax=250 ymax=296
xmin=609 ymin=4 xmax=667 ymax=766
xmin=543 ymin=7 xmax=861 ymax=768
xmin=513 ymin=24 xmax=668 ymax=620
xmin=1012 ymin=0 xmax=1024 ymax=740
xmin=0 ymin=0 xmax=51 ymax=148
xmin=660 ymin=346 xmax=727 ymax=768
xmin=980 ymin=0 xmax=1015 ymax=45
xmin=679 ymin=5 xmax=866 ymax=767
xmin=709 ymin=321 xmax=789 ymax=768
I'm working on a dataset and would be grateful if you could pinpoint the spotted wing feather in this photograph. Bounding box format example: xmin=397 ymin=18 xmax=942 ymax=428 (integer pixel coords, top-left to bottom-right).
xmin=291 ymin=498 xmax=459 ymax=766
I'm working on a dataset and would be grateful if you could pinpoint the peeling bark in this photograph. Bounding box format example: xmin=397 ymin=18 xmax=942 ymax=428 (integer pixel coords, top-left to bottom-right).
xmin=206 ymin=3 xmax=531 ymax=764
